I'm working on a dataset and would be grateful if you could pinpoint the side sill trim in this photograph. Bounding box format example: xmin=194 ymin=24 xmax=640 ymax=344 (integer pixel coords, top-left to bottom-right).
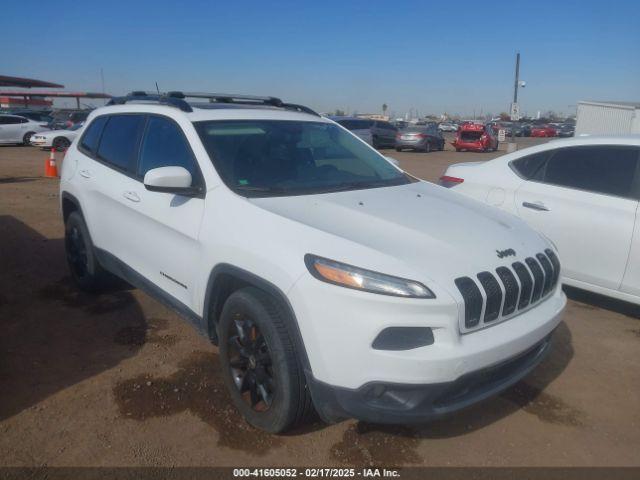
xmin=94 ymin=248 xmax=205 ymax=335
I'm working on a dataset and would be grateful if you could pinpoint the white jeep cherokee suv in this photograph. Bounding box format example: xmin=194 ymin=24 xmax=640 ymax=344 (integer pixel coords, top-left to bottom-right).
xmin=59 ymin=92 xmax=566 ymax=433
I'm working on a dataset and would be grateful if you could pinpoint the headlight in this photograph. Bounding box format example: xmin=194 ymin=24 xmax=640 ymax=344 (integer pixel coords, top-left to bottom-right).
xmin=304 ymin=254 xmax=435 ymax=298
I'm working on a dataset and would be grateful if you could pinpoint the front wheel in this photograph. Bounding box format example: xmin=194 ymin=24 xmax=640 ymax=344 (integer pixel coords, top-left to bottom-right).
xmin=218 ymin=287 xmax=313 ymax=433
xmin=22 ymin=132 xmax=35 ymax=145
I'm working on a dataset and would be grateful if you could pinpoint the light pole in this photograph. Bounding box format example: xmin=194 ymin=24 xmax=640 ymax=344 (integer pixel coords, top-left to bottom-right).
xmin=508 ymin=52 xmax=526 ymax=152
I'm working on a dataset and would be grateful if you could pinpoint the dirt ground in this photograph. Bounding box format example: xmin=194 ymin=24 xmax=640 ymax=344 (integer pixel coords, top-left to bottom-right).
xmin=1 ymin=137 xmax=639 ymax=467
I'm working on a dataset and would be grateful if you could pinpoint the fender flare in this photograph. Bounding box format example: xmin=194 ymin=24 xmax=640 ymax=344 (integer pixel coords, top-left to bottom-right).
xmin=61 ymin=191 xmax=83 ymax=221
xmin=203 ymin=263 xmax=313 ymax=376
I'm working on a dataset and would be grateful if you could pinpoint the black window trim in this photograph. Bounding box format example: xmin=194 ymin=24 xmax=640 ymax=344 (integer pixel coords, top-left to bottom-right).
xmin=78 ymin=112 xmax=206 ymax=198
xmin=509 ymin=144 xmax=640 ymax=201
xmin=137 ymin=113 xmax=206 ymax=198
xmin=93 ymin=113 xmax=146 ymax=181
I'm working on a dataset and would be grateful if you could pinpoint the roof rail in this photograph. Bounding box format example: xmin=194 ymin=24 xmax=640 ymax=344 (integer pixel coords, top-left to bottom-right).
xmin=179 ymin=91 xmax=320 ymax=116
xmin=107 ymin=92 xmax=193 ymax=112
xmin=106 ymin=91 xmax=319 ymax=116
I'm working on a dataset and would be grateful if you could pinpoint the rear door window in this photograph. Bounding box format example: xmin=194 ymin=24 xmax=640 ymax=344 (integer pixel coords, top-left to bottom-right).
xmin=541 ymin=146 xmax=639 ymax=198
xmin=79 ymin=116 xmax=108 ymax=154
xmin=96 ymin=115 xmax=146 ymax=174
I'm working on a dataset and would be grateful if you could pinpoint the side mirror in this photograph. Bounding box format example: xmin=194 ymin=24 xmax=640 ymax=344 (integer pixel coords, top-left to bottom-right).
xmin=143 ymin=166 xmax=200 ymax=196
xmin=385 ymin=156 xmax=401 ymax=168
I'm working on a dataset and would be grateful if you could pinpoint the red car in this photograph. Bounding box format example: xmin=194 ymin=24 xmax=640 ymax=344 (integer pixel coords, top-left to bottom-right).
xmin=452 ymin=122 xmax=498 ymax=152
xmin=530 ymin=125 xmax=557 ymax=137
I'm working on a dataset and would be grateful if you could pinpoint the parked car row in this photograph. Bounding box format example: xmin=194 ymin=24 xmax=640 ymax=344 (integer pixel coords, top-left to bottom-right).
xmin=0 ymin=108 xmax=92 ymax=131
xmin=331 ymin=116 xmax=445 ymax=153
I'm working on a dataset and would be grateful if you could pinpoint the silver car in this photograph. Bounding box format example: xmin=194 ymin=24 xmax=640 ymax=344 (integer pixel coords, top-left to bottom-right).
xmin=330 ymin=117 xmax=399 ymax=149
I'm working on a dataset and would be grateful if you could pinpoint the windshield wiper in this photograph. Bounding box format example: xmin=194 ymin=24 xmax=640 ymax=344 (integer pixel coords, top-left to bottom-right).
xmin=321 ymin=179 xmax=400 ymax=193
xmin=234 ymin=185 xmax=290 ymax=196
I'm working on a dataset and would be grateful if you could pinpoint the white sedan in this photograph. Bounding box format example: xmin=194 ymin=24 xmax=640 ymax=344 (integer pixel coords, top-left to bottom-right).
xmin=440 ymin=135 xmax=640 ymax=305
xmin=0 ymin=114 xmax=50 ymax=145
xmin=30 ymin=123 xmax=83 ymax=150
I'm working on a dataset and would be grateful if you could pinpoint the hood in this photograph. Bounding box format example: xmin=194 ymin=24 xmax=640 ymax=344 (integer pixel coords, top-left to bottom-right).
xmin=249 ymin=182 xmax=549 ymax=285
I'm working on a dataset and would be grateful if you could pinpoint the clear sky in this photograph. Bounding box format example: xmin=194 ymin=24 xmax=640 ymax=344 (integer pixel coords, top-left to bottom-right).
xmin=2 ymin=0 xmax=639 ymax=117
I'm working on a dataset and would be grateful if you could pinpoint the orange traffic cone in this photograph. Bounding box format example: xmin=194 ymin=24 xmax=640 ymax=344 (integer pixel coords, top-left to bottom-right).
xmin=45 ymin=148 xmax=59 ymax=178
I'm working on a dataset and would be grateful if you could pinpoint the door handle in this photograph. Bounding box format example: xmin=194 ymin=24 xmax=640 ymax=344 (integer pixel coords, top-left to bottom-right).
xmin=122 ymin=191 xmax=140 ymax=203
xmin=79 ymin=169 xmax=92 ymax=178
xmin=522 ymin=201 xmax=549 ymax=211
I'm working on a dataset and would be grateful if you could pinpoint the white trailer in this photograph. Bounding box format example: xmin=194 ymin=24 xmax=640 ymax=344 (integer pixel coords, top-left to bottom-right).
xmin=575 ymin=101 xmax=640 ymax=135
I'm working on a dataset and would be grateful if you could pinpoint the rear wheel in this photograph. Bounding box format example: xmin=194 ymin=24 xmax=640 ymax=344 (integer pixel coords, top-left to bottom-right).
xmin=218 ymin=287 xmax=313 ymax=433
xmin=424 ymin=141 xmax=431 ymax=153
xmin=22 ymin=132 xmax=35 ymax=145
xmin=65 ymin=211 xmax=111 ymax=292
xmin=53 ymin=137 xmax=71 ymax=151
xmin=395 ymin=147 xmax=401 ymax=152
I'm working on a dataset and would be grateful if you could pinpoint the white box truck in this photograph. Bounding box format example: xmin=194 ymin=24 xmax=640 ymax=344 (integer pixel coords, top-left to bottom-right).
xmin=575 ymin=101 xmax=640 ymax=135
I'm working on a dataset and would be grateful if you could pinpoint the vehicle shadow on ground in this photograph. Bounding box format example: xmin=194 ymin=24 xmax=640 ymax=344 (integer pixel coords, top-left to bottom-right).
xmin=0 ymin=215 xmax=146 ymax=421
xmin=0 ymin=177 xmax=39 ymax=184
xmin=563 ymin=285 xmax=640 ymax=320
xmin=329 ymin=322 xmax=576 ymax=465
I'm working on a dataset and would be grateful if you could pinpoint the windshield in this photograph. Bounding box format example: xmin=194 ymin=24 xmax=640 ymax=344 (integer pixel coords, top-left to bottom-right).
xmin=195 ymin=120 xmax=413 ymax=197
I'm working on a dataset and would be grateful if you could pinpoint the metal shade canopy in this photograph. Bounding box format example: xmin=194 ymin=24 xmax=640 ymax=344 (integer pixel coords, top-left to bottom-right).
xmin=0 ymin=75 xmax=64 ymax=89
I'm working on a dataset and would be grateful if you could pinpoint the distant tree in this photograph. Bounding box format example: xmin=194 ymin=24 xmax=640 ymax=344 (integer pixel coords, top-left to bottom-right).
xmin=334 ymin=109 xmax=345 ymax=116
xmin=382 ymin=103 xmax=388 ymax=116
xmin=499 ymin=112 xmax=510 ymax=121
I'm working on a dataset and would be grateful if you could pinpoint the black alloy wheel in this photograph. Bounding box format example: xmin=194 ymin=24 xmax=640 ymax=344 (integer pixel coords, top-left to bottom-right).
xmin=227 ymin=315 xmax=275 ymax=412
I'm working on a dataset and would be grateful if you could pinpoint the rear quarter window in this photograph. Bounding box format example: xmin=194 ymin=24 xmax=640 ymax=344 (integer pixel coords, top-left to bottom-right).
xmin=510 ymin=151 xmax=550 ymax=180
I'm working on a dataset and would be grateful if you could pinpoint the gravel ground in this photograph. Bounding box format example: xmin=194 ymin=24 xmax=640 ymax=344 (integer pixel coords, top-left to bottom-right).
xmin=1 ymin=138 xmax=639 ymax=467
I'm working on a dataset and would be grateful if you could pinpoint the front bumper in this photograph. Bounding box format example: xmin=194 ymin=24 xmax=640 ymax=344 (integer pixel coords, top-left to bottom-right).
xmin=30 ymin=138 xmax=49 ymax=147
xmin=309 ymin=332 xmax=554 ymax=424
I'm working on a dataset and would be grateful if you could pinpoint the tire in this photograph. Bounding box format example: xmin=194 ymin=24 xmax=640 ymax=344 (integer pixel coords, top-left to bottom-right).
xmin=64 ymin=211 xmax=111 ymax=292
xmin=22 ymin=132 xmax=35 ymax=146
xmin=53 ymin=137 xmax=71 ymax=151
xmin=218 ymin=287 xmax=313 ymax=433
xmin=439 ymin=140 xmax=445 ymax=151
xmin=424 ymin=141 xmax=431 ymax=153
xmin=395 ymin=147 xmax=401 ymax=152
